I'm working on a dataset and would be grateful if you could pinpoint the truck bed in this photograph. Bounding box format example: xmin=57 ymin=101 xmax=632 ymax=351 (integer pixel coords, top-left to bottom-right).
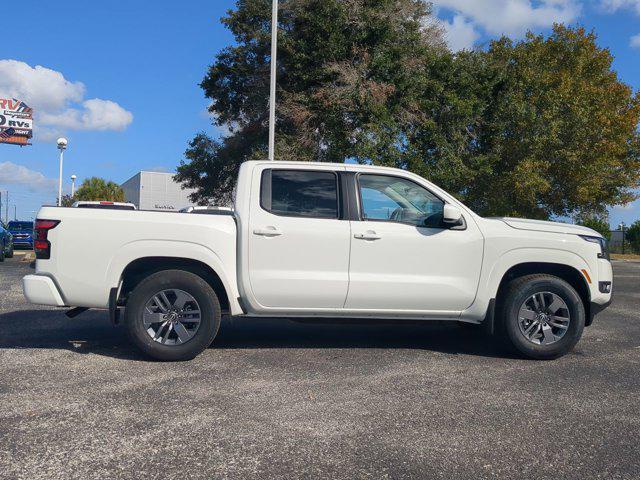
xmin=33 ymin=206 xmax=238 ymax=309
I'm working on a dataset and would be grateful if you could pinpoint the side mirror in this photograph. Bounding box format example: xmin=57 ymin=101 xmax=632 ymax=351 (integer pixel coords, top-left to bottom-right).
xmin=443 ymin=204 xmax=462 ymax=224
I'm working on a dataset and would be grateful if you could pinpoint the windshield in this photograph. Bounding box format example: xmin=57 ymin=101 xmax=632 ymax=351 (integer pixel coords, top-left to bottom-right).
xmin=8 ymin=221 xmax=34 ymax=232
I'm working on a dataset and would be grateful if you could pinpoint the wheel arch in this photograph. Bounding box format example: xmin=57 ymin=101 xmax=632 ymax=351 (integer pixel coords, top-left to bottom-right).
xmin=495 ymin=262 xmax=592 ymax=325
xmin=118 ymin=257 xmax=231 ymax=314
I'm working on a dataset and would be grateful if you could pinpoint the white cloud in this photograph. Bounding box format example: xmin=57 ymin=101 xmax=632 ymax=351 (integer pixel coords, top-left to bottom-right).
xmin=0 ymin=60 xmax=133 ymax=136
xmin=441 ymin=15 xmax=481 ymax=51
xmin=433 ymin=0 xmax=581 ymax=38
xmin=40 ymin=99 xmax=133 ymax=131
xmin=0 ymin=162 xmax=57 ymax=193
xmin=630 ymin=33 xmax=640 ymax=48
xmin=0 ymin=59 xmax=84 ymax=112
xmin=600 ymin=0 xmax=640 ymax=14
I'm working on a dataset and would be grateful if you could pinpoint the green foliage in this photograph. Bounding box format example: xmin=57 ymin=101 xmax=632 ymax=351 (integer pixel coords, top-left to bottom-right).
xmin=177 ymin=1 xmax=640 ymax=219
xmin=466 ymin=27 xmax=640 ymax=218
xmin=579 ymin=217 xmax=611 ymax=240
xmin=177 ymin=0 xmax=446 ymax=203
xmin=626 ymin=220 xmax=640 ymax=253
xmin=60 ymin=194 xmax=75 ymax=207
xmin=74 ymin=177 xmax=125 ymax=202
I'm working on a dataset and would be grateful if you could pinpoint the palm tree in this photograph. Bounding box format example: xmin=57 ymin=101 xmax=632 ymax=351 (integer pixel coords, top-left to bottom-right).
xmin=74 ymin=177 xmax=125 ymax=202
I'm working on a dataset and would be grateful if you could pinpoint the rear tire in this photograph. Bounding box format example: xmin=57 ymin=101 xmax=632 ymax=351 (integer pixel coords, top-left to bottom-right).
xmin=125 ymin=269 xmax=221 ymax=361
xmin=498 ymin=274 xmax=585 ymax=360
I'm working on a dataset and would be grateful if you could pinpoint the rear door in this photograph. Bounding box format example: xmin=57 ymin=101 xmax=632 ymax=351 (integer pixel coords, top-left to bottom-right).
xmin=247 ymin=166 xmax=351 ymax=309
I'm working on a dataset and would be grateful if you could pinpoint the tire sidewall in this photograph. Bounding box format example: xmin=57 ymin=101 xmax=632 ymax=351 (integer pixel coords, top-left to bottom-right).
xmin=503 ymin=277 xmax=585 ymax=359
xmin=125 ymin=270 xmax=221 ymax=361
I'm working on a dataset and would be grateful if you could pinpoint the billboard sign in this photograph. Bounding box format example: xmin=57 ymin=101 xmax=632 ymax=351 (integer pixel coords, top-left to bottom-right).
xmin=0 ymin=98 xmax=33 ymax=146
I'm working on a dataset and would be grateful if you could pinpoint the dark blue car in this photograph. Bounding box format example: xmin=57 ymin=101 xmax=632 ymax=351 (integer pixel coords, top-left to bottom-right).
xmin=7 ymin=221 xmax=34 ymax=249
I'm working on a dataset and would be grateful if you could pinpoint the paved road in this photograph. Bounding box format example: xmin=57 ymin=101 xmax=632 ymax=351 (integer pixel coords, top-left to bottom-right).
xmin=1 ymin=258 xmax=638 ymax=479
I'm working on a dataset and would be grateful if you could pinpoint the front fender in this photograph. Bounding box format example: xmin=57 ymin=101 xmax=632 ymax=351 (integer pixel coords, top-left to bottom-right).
xmin=462 ymin=247 xmax=591 ymax=321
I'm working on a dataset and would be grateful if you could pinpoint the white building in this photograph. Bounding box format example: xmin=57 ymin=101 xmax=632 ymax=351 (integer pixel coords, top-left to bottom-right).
xmin=121 ymin=171 xmax=197 ymax=211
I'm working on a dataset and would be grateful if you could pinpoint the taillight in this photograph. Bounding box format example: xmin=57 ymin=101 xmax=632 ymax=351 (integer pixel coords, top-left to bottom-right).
xmin=34 ymin=219 xmax=60 ymax=259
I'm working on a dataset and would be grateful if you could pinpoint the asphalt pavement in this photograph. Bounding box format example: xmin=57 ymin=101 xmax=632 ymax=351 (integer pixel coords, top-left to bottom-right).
xmin=1 ymin=257 xmax=638 ymax=479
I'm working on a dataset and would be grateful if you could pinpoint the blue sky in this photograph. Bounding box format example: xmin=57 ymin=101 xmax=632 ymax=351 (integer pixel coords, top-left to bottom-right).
xmin=0 ymin=0 xmax=639 ymax=227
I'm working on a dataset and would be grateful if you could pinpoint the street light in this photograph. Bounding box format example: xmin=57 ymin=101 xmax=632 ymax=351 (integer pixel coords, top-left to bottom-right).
xmin=70 ymin=174 xmax=77 ymax=197
xmin=268 ymin=0 xmax=278 ymax=161
xmin=619 ymin=221 xmax=627 ymax=254
xmin=56 ymin=138 xmax=68 ymax=206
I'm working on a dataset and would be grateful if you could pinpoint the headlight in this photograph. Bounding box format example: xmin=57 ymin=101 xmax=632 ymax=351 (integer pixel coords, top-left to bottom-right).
xmin=579 ymin=235 xmax=609 ymax=260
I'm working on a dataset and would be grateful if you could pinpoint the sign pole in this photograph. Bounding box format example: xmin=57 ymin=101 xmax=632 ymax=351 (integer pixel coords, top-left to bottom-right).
xmin=268 ymin=0 xmax=278 ymax=161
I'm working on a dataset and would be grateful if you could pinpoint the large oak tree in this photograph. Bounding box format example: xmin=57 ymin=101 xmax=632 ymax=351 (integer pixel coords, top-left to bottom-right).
xmin=176 ymin=1 xmax=640 ymax=219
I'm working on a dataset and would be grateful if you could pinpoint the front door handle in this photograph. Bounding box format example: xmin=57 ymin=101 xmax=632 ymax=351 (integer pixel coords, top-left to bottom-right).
xmin=354 ymin=231 xmax=381 ymax=240
xmin=253 ymin=226 xmax=283 ymax=237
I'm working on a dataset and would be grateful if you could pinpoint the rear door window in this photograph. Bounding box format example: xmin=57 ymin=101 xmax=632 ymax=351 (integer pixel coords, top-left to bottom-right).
xmin=261 ymin=169 xmax=339 ymax=219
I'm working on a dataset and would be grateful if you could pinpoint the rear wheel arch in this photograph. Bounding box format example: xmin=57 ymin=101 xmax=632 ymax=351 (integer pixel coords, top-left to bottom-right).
xmin=118 ymin=257 xmax=230 ymax=314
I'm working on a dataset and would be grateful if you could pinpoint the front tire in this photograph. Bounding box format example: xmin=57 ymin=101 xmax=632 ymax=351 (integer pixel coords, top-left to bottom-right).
xmin=6 ymin=244 xmax=13 ymax=258
xmin=125 ymin=269 xmax=221 ymax=361
xmin=498 ymin=274 xmax=585 ymax=360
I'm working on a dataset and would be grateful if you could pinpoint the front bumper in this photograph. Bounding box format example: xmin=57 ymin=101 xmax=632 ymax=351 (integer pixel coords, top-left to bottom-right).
xmin=589 ymin=297 xmax=613 ymax=325
xmin=23 ymin=274 xmax=66 ymax=306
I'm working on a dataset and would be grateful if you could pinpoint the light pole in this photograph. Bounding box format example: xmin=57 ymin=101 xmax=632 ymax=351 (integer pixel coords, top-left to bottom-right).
xmin=56 ymin=138 xmax=68 ymax=206
xmin=70 ymin=174 xmax=77 ymax=197
xmin=268 ymin=0 xmax=278 ymax=161
xmin=619 ymin=221 xmax=626 ymax=254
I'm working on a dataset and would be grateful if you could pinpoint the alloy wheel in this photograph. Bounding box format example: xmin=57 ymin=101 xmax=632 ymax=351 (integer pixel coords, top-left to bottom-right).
xmin=517 ymin=291 xmax=570 ymax=345
xmin=143 ymin=289 xmax=201 ymax=345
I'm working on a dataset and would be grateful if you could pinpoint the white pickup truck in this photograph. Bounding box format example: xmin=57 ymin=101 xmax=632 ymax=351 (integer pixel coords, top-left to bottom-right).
xmin=23 ymin=161 xmax=613 ymax=361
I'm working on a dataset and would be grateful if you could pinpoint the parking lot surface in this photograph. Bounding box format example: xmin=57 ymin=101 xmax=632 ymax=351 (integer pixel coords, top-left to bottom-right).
xmin=1 ymin=257 xmax=639 ymax=479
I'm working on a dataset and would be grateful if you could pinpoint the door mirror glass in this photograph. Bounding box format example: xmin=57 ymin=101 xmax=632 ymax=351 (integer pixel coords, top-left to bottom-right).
xmin=443 ymin=204 xmax=462 ymax=224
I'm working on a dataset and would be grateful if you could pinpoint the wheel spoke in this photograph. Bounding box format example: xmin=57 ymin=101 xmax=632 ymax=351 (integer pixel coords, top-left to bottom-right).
xmin=153 ymin=294 xmax=170 ymax=313
xmin=523 ymin=320 xmax=540 ymax=339
xmin=173 ymin=290 xmax=193 ymax=309
xmin=538 ymin=293 xmax=547 ymax=310
xmin=531 ymin=294 xmax=540 ymax=312
xmin=159 ymin=291 xmax=173 ymax=310
xmin=154 ymin=321 xmax=168 ymax=340
xmin=143 ymin=311 xmax=165 ymax=327
xmin=519 ymin=309 xmax=537 ymax=321
xmin=161 ymin=323 xmax=173 ymax=344
xmin=540 ymin=323 xmax=557 ymax=345
xmin=549 ymin=313 xmax=570 ymax=329
xmin=174 ymin=321 xmax=193 ymax=343
xmin=547 ymin=296 xmax=564 ymax=315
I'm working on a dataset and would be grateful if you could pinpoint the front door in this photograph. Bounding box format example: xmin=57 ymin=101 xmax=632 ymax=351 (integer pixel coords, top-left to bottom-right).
xmin=346 ymin=173 xmax=483 ymax=314
xmin=247 ymin=166 xmax=351 ymax=309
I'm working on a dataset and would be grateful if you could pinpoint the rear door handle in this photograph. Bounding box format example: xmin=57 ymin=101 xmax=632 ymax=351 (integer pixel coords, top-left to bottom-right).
xmin=253 ymin=227 xmax=283 ymax=237
xmin=354 ymin=231 xmax=381 ymax=240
